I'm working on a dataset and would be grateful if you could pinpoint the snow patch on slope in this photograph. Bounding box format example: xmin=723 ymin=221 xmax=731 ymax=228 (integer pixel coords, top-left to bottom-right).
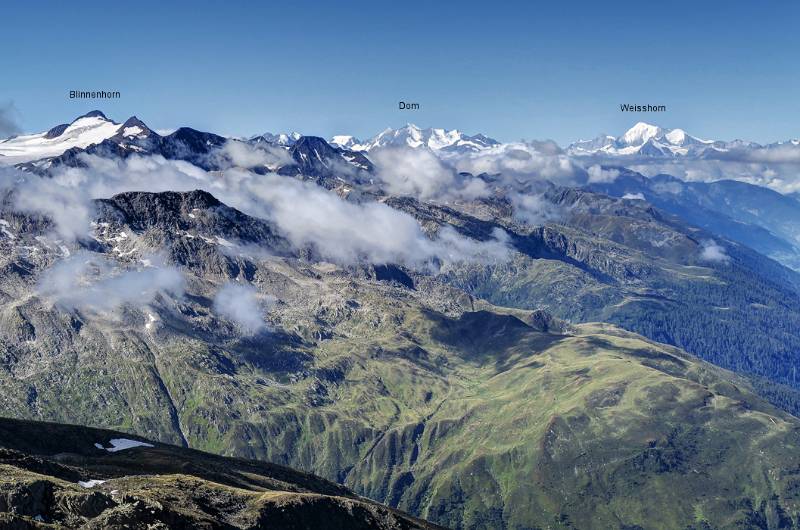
xmin=94 ymin=438 xmax=154 ymax=452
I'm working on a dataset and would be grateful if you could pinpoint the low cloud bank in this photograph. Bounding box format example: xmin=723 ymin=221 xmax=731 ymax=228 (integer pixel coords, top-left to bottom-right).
xmin=602 ymin=151 xmax=800 ymax=195
xmin=450 ymin=141 xmax=585 ymax=187
xmin=241 ymin=172 xmax=510 ymax=266
xmin=3 ymin=151 xmax=511 ymax=269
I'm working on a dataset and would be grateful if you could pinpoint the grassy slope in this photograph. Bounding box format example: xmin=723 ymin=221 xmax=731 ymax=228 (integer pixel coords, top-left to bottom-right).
xmin=167 ymin=295 xmax=800 ymax=528
xmin=331 ymin=306 xmax=800 ymax=529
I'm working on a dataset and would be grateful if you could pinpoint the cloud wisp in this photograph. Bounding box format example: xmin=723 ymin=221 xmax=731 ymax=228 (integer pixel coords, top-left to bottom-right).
xmin=36 ymin=252 xmax=185 ymax=313
xmin=213 ymin=139 xmax=293 ymax=170
xmin=587 ymin=165 xmax=620 ymax=183
xmin=0 ymin=102 xmax=21 ymax=138
xmin=699 ymin=240 xmax=730 ymax=264
xmin=213 ymin=282 xmax=274 ymax=334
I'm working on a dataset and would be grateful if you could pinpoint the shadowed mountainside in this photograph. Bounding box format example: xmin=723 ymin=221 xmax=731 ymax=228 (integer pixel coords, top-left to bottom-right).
xmin=0 ymin=416 xmax=443 ymax=529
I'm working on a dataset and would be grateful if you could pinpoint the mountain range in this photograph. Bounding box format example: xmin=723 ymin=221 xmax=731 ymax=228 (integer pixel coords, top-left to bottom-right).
xmin=568 ymin=121 xmax=800 ymax=159
xmin=5 ymin=112 xmax=798 ymax=165
xmin=328 ymin=124 xmax=501 ymax=154
xmin=1 ymin=111 xmax=800 ymax=528
xmin=0 ymin=111 xmax=135 ymax=163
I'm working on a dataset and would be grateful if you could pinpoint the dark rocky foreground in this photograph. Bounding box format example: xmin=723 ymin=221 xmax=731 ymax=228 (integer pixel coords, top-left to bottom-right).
xmin=0 ymin=417 xmax=443 ymax=529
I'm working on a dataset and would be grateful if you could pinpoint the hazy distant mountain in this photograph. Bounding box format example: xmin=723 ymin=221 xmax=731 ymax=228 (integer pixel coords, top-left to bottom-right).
xmin=334 ymin=123 xmax=499 ymax=153
xmin=250 ymin=131 xmax=302 ymax=146
xmin=567 ymin=121 xmax=800 ymax=161
xmin=586 ymin=167 xmax=800 ymax=270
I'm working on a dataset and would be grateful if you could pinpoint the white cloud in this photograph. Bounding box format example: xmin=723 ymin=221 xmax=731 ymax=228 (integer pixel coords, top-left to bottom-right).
xmin=213 ymin=282 xmax=273 ymax=334
xmin=214 ymin=140 xmax=293 ymax=170
xmin=511 ymin=193 xmax=561 ymax=225
xmin=37 ymin=252 xmax=185 ymax=312
xmin=12 ymin=176 xmax=93 ymax=239
xmin=587 ymin=165 xmax=620 ymax=183
xmin=370 ymin=146 xmax=489 ymax=201
xmin=622 ymin=192 xmax=645 ymax=200
xmin=451 ymin=141 xmax=583 ymax=186
xmin=434 ymin=226 xmax=511 ymax=266
xmin=699 ymin=240 xmax=730 ymax=264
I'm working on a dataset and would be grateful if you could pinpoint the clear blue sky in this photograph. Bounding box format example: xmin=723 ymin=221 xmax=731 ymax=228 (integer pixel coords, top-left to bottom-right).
xmin=1 ymin=0 xmax=798 ymax=144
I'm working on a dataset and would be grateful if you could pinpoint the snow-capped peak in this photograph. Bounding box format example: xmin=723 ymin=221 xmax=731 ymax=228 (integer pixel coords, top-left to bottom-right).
xmin=621 ymin=122 xmax=662 ymax=146
xmin=0 ymin=110 xmax=123 ymax=163
xmin=116 ymin=116 xmax=154 ymax=139
xmin=568 ymin=123 xmax=722 ymax=158
xmin=329 ymin=135 xmax=362 ymax=150
xmin=664 ymin=128 xmax=687 ymax=145
xmin=251 ymin=131 xmax=302 ymax=147
xmin=357 ymin=124 xmax=499 ymax=153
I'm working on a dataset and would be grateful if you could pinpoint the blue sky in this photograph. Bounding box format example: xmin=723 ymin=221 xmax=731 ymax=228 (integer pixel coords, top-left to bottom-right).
xmin=1 ymin=0 xmax=798 ymax=144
